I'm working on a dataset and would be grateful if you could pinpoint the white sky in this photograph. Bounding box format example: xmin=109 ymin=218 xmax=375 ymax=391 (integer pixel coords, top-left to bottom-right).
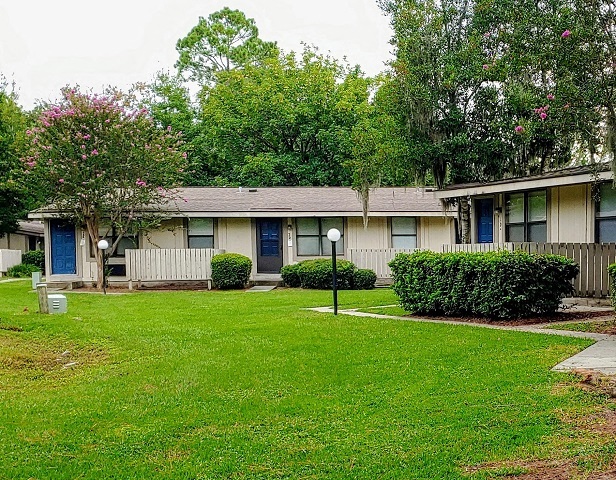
xmin=0 ymin=0 xmax=394 ymax=110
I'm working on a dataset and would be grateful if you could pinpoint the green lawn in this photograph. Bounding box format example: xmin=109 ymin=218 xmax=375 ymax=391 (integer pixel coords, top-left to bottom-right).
xmin=0 ymin=280 xmax=612 ymax=479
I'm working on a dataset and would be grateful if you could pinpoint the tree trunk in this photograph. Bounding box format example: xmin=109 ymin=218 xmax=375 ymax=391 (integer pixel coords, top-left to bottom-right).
xmin=84 ymin=217 xmax=104 ymax=291
xmin=459 ymin=197 xmax=471 ymax=244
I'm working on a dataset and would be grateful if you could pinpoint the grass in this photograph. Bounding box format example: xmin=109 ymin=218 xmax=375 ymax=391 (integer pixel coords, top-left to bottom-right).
xmin=0 ymin=280 xmax=613 ymax=479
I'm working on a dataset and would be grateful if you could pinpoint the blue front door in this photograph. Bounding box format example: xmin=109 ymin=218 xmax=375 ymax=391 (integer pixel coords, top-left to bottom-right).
xmin=257 ymin=219 xmax=282 ymax=273
xmin=51 ymin=221 xmax=76 ymax=274
xmin=476 ymin=199 xmax=494 ymax=243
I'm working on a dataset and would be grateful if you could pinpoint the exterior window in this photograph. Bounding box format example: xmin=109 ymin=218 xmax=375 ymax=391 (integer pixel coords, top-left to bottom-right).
xmin=296 ymin=217 xmax=344 ymax=256
xmin=188 ymin=218 xmax=214 ymax=248
xmin=596 ymin=183 xmax=616 ymax=242
xmin=505 ymin=190 xmax=547 ymax=242
xmin=92 ymin=227 xmax=138 ymax=258
xmin=391 ymin=217 xmax=417 ymax=249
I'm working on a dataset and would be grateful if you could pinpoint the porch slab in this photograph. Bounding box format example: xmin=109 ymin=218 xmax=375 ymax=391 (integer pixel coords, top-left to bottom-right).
xmin=246 ymin=286 xmax=277 ymax=292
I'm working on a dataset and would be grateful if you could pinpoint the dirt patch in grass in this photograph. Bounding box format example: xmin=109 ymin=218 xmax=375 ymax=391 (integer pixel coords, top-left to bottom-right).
xmin=419 ymin=310 xmax=614 ymax=327
xmin=0 ymin=335 xmax=109 ymax=373
xmin=467 ymin=459 xmax=616 ymax=479
xmin=467 ymin=375 xmax=616 ymax=479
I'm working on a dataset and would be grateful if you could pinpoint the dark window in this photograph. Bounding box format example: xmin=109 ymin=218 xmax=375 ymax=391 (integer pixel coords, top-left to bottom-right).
xmin=391 ymin=217 xmax=417 ymax=249
xmin=91 ymin=228 xmax=138 ymax=258
xmin=505 ymin=190 xmax=547 ymax=242
xmin=596 ymin=183 xmax=616 ymax=243
xmin=296 ymin=217 xmax=344 ymax=256
xmin=188 ymin=218 xmax=214 ymax=248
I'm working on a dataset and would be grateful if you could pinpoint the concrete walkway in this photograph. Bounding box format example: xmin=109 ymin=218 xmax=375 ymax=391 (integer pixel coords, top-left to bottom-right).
xmin=309 ymin=307 xmax=616 ymax=375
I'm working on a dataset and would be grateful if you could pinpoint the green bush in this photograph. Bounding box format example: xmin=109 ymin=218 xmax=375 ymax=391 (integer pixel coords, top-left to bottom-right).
xmin=296 ymin=259 xmax=356 ymax=290
xmin=211 ymin=253 xmax=252 ymax=289
xmin=281 ymin=263 xmax=301 ymax=287
xmin=353 ymin=268 xmax=377 ymax=290
xmin=7 ymin=263 xmax=41 ymax=278
xmin=608 ymin=263 xmax=616 ymax=309
xmin=22 ymin=250 xmax=45 ymax=271
xmin=389 ymin=250 xmax=578 ymax=319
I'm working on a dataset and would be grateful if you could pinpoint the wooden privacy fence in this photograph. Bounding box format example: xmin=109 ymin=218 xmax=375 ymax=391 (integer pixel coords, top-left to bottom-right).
xmin=125 ymin=248 xmax=225 ymax=289
xmin=346 ymin=248 xmax=417 ymax=279
xmin=442 ymin=243 xmax=616 ymax=298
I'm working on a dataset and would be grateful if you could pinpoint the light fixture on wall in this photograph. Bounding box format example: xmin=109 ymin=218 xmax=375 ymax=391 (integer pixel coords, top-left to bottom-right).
xmin=80 ymin=232 xmax=86 ymax=246
xmin=494 ymin=206 xmax=503 ymax=214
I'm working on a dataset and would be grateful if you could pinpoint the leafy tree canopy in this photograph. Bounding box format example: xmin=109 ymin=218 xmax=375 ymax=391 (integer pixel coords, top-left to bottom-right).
xmin=176 ymin=7 xmax=278 ymax=85
xmin=194 ymin=48 xmax=376 ymax=187
xmin=0 ymin=76 xmax=30 ymax=237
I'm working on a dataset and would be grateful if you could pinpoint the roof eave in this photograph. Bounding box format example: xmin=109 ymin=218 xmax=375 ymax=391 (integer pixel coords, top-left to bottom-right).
xmin=434 ymin=170 xmax=613 ymax=199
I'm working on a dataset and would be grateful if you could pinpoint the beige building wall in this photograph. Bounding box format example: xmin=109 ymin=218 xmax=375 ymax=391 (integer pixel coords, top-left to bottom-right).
xmin=217 ymin=218 xmax=253 ymax=258
xmin=0 ymin=233 xmax=28 ymax=252
xmin=346 ymin=217 xmax=388 ymax=250
xmin=419 ymin=217 xmax=455 ymax=251
xmin=142 ymin=218 xmax=185 ymax=249
xmin=549 ymin=184 xmax=592 ymax=243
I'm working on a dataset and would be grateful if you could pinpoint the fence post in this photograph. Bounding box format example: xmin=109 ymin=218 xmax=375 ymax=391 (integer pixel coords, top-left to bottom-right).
xmin=37 ymin=283 xmax=49 ymax=314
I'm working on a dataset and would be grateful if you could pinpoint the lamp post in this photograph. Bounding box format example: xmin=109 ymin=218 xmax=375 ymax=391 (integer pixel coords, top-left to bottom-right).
xmin=97 ymin=239 xmax=109 ymax=295
xmin=327 ymin=228 xmax=341 ymax=315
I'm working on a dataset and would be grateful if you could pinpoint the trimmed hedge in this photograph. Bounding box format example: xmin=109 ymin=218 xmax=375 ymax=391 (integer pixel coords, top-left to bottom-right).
xmin=389 ymin=250 xmax=578 ymax=319
xmin=7 ymin=263 xmax=41 ymax=278
xmin=22 ymin=250 xmax=45 ymax=271
xmin=281 ymin=263 xmax=301 ymax=288
xmin=281 ymin=259 xmax=376 ymax=290
xmin=297 ymin=259 xmax=356 ymax=289
xmin=353 ymin=268 xmax=377 ymax=290
xmin=211 ymin=253 xmax=252 ymax=289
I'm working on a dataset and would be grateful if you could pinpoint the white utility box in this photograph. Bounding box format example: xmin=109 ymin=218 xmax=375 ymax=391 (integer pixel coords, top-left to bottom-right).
xmin=48 ymin=294 xmax=67 ymax=314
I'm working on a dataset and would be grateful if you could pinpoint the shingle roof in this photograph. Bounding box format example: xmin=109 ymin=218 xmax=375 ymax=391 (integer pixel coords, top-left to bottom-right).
xmin=175 ymin=186 xmax=447 ymax=217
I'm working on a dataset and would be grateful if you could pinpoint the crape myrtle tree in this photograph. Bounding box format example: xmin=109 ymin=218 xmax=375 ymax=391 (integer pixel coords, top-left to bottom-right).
xmin=22 ymin=88 xmax=187 ymax=289
xmin=0 ymin=77 xmax=30 ymax=237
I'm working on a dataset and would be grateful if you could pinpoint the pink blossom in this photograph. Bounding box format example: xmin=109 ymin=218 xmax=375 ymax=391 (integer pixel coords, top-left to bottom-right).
xmin=81 ymin=144 xmax=86 ymax=150
xmin=83 ymin=134 xmax=91 ymax=140
xmin=26 ymin=130 xmax=32 ymax=136
xmin=564 ymin=103 xmax=570 ymax=109
xmin=547 ymin=94 xmax=555 ymax=100
xmin=167 ymin=125 xmax=172 ymax=132
xmin=561 ymin=29 xmax=571 ymax=38
xmin=515 ymin=125 xmax=525 ymax=133
xmin=91 ymin=149 xmax=98 ymax=155
xmin=59 ymin=178 xmax=65 ymax=183
xmin=482 ymin=64 xmax=489 ymax=70
xmin=182 ymin=152 xmax=187 ymax=158
xmin=82 ymin=154 xmax=87 ymax=160
xmin=539 ymin=112 xmax=547 ymax=120
xmin=26 ymin=161 xmax=36 ymax=167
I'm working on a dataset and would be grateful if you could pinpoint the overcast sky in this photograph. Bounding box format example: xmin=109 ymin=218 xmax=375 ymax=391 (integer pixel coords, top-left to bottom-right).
xmin=0 ymin=0 xmax=394 ymax=110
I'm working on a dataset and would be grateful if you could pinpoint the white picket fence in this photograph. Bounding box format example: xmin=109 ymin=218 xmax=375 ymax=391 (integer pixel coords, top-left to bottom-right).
xmin=0 ymin=249 xmax=22 ymax=276
xmin=125 ymin=248 xmax=225 ymax=288
xmin=346 ymin=248 xmax=417 ymax=278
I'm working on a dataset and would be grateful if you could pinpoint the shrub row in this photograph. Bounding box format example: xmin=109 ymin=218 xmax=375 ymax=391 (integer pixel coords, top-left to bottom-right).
xmin=281 ymin=259 xmax=376 ymax=290
xmin=389 ymin=250 xmax=578 ymax=319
